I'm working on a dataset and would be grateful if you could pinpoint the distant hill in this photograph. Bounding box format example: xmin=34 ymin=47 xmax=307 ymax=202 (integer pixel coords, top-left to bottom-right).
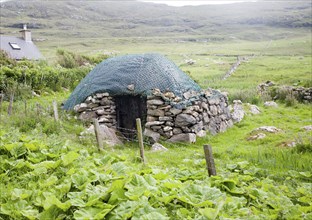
xmin=0 ymin=0 xmax=311 ymax=40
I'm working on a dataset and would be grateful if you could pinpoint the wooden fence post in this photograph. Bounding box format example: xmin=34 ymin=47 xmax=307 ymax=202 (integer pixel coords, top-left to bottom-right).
xmin=203 ymin=144 xmax=217 ymax=176
xmin=93 ymin=118 xmax=104 ymax=151
xmin=136 ymin=118 xmax=145 ymax=164
xmin=7 ymin=93 xmax=14 ymax=116
xmin=24 ymin=100 xmax=27 ymax=116
xmin=0 ymin=94 xmax=3 ymax=122
xmin=53 ymin=100 xmax=59 ymax=121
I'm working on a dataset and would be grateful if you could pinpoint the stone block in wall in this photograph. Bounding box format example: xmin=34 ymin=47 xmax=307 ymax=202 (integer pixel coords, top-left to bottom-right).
xmin=145 ymin=121 xmax=164 ymax=128
xmin=203 ymin=112 xmax=209 ymax=124
xmin=201 ymin=102 xmax=209 ymax=111
xmin=208 ymin=98 xmax=220 ymax=105
xmin=165 ymin=121 xmax=174 ymax=126
xmin=164 ymin=131 xmax=173 ymax=138
xmin=175 ymin=113 xmax=197 ymax=127
xmin=147 ymin=109 xmax=165 ymax=117
xmin=158 ymin=105 xmax=172 ymax=111
xmin=168 ymin=133 xmax=196 ymax=143
xmin=191 ymin=121 xmax=204 ymax=133
xmin=163 ymin=126 xmax=173 ymax=132
xmin=147 ymin=116 xmax=158 ymax=122
xmin=147 ymin=98 xmax=164 ymax=105
xmin=209 ymin=105 xmax=218 ymax=116
xmin=170 ymin=108 xmax=182 ymax=115
xmin=173 ymin=128 xmax=183 ymax=135
xmin=79 ymin=111 xmax=97 ymax=121
xmin=207 ymin=119 xmax=218 ymax=135
xmin=159 ymin=116 xmax=173 ymax=121
xmin=74 ymin=103 xmax=88 ymax=113
xmin=144 ymin=128 xmax=160 ymax=143
xmin=219 ymin=121 xmax=228 ymax=132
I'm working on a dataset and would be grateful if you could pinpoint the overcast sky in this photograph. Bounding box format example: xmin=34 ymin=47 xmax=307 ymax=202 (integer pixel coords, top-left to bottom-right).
xmin=140 ymin=0 xmax=258 ymax=6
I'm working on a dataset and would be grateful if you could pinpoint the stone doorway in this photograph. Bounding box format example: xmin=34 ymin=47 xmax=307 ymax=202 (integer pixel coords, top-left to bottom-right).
xmin=115 ymin=95 xmax=147 ymax=138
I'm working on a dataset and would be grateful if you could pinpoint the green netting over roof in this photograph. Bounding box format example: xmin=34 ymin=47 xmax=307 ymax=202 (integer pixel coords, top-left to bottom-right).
xmin=63 ymin=53 xmax=201 ymax=110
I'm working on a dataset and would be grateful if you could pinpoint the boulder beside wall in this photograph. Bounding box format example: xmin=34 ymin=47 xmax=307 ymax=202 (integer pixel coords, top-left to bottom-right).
xmin=168 ymin=133 xmax=196 ymax=143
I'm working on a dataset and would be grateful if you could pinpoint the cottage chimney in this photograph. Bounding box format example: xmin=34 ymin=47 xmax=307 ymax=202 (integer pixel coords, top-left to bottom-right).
xmin=20 ymin=24 xmax=32 ymax=42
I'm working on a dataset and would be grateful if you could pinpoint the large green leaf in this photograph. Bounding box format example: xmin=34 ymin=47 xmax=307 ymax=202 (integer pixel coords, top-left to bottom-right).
xmin=61 ymin=151 xmax=80 ymax=166
xmin=74 ymin=204 xmax=115 ymax=220
xmin=177 ymin=184 xmax=225 ymax=207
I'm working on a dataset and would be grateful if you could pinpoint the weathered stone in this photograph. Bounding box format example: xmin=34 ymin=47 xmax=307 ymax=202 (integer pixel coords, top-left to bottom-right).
xmin=170 ymin=108 xmax=182 ymax=115
xmin=264 ymin=101 xmax=278 ymax=108
xmin=168 ymin=133 xmax=196 ymax=143
xmin=151 ymin=126 xmax=162 ymax=131
xmin=209 ymin=105 xmax=218 ymax=116
xmin=203 ymin=113 xmax=210 ymax=124
xmin=175 ymin=114 xmax=197 ymax=127
xmin=164 ymin=92 xmax=175 ymax=99
xmin=99 ymin=124 xmax=123 ymax=146
xmin=183 ymin=90 xmax=197 ymax=99
xmin=249 ymin=104 xmax=261 ymax=115
xmin=145 ymin=121 xmax=164 ymax=128
xmin=201 ymin=102 xmax=208 ymax=111
xmin=173 ymin=97 xmax=182 ymax=102
xmin=96 ymin=109 xmax=105 ymax=115
xmin=147 ymin=109 xmax=165 ymax=117
xmin=196 ymin=130 xmax=206 ymax=137
xmin=147 ymin=99 xmax=164 ymax=106
xmin=219 ymin=121 xmax=227 ymax=132
xmin=158 ymin=105 xmax=171 ymax=111
xmin=173 ymin=128 xmax=183 ymax=135
xmin=151 ymin=143 xmax=168 ymax=152
xmin=85 ymin=96 xmax=93 ymax=104
xmin=208 ymin=98 xmax=219 ymax=105
xmin=143 ymin=128 xmax=160 ymax=143
xmin=74 ymin=103 xmax=88 ymax=113
xmin=98 ymin=116 xmax=110 ymax=123
xmin=253 ymin=126 xmax=281 ymax=133
xmin=165 ymin=121 xmax=174 ymax=126
xmin=87 ymin=103 xmax=99 ymax=109
xmin=181 ymin=126 xmax=191 ymax=133
xmin=231 ymin=100 xmax=245 ymax=123
xmin=247 ymin=133 xmax=266 ymax=141
xmin=100 ymin=99 xmax=114 ymax=106
xmin=191 ymin=121 xmax=203 ymax=133
xmin=164 ymin=131 xmax=173 ymax=138
xmin=147 ymin=116 xmax=157 ymax=122
xmin=163 ymin=126 xmax=173 ymax=132
xmin=127 ymin=84 xmax=135 ymax=91
xmin=78 ymin=111 xmax=97 ymax=121
xmin=302 ymin=125 xmax=312 ymax=131
xmin=159 ymin=116 xmax=173 ymax=121
xmin=208 ymin=120 xmax=218 ymax=135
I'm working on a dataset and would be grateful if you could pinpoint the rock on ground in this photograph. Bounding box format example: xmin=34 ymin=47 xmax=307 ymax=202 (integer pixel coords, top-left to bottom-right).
xmin=151 ymin=143 xmax=168 ymax=152
xmin=264 ymin=101 xmax=278 ymax=108
xmin=302 ymin=125 xmax=312 ymax=131
xmin=231 ymin=100 xmax=245 ymax=123
xmin=247 ymin=133 xmax=266 ymax=141
xmin=253 ymin=126 xmax=281 ymax=133
xmin=168 ymin=133 xmax=196 ymax=143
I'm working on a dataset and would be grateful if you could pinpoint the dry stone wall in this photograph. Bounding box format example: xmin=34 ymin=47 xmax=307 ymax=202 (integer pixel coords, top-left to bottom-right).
xmin=74 ymin=88 xmax=233 ymax=142
xmin=74 ymin=92 xmax=117 ymax=128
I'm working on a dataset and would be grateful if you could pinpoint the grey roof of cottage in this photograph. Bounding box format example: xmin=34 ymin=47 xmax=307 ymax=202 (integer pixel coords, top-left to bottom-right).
xmin=63 ymin=53 xmax=201 ymax=110
xmin=0 ymin=36 xmax=43 ymax=60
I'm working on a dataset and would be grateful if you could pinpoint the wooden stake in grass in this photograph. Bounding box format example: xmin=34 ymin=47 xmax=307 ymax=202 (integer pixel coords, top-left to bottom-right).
xmin=7 ymin=93 xmax=14 ymax=116
xmin=0 ymin=94 xmax=3 ymax=122
xmin=203 ymin=144 xmax=217 ymax=176
xmin=93 ymin=118 xmax=104 ymax=151
xmin=136 ymin=118 xmax=145 ymax=164
xmin=53 ymin=100 xmax=59 ymax=121
xmin=24 ymin=100 xmax=27 ymax=116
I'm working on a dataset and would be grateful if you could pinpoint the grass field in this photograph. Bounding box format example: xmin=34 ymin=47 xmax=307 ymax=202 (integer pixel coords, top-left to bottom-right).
xmin=1 ymin=29 xmax=311 ymax=218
